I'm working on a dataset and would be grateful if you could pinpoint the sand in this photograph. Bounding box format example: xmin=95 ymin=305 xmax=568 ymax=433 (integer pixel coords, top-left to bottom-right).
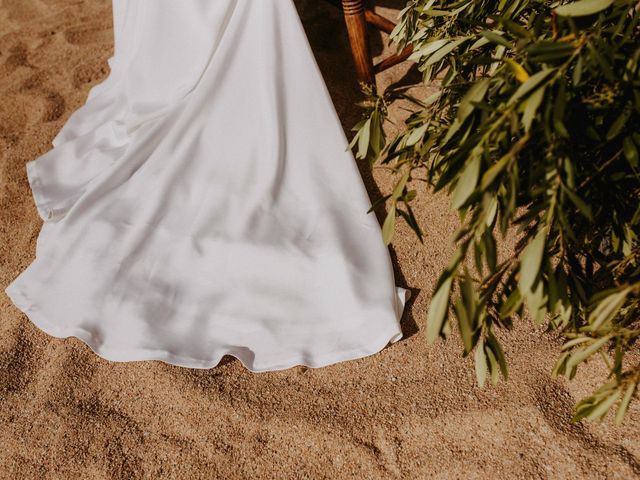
xmin=1 ymin=1 xmax=638 ymax=478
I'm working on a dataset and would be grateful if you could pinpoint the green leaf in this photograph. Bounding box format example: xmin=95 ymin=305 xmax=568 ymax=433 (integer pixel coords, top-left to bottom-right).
xmin=615 ymin=382 xmax=637 ymax=425
xmin=425 ymin=37 xmax=468 ymax=66
xmin=509 ymin=68 xmax=554 ymax=104
xmin=553 ymin=80 xmax=569 ymax=138
xmin=424 ymin=8 xmax=457 ymax=17
xmin=454 ymin=298 xmax=474 ymax=354
xmin=500 ymin=289 xmax=523 ymax=320
xmin=525 ymin=280 xmax=548 ymax=325
xmin=554 ymin=0 xmax=614 ymax=17
xmin=606 ymin=109 xmax=631 ymax=141
xmin=369 ymin=111 xmax=383 ymax=159
xmin=483 ymin=232 xmax=497 ymax=271
xmin=452 ymin=153 xmax=481 ymax=209
xmin=392 ymin=170 xmax=411 ymax=200
xmin=522 ymin=85 xmax=545 ymax=133
xmin=459 ymin=269 xmax=479 ymax=341
xmin=500 ymin=18 xmax=533 ymax=39
xmin=481 ymin=30 xmax=512 ymax=48
xmin=487 ymin=332 xmax=508 ymax=381
xmin=586 ymin=288 xmax=630 ymax=331
xmin=585 ymin=391 xmax=619 ymax=421
xmin=475 ymin=338 xmax=487 ymax=388
xmin=409 ymin=39 xmax=449 ymax=62
xmin=552 ymin=351 xmax=571 ymax=377
xmin=357 ymin=118 xmax=371 ymax=160
xmin=518 ymin=228 xmax=547 ymax=293
xmin=406 ymin=123 xmax=428 ymax=147
xmin=480 ymin=152 xmax=511 ymax=189
xmin=485 ymin=197 xmax=498 ymax=228
xmin=623 ymin=137 xmax=639 ymax=168
xmin=572 ymin=55 xmax=583 ymax=85
xmin=442 ymin=119 xmax=462 ymax=146
xmin=561 ymin=336 xmax=593 ymax=350
xmin=527 ymin=42 xmax=576 ymax=62
xmin=486 ymin=345 xmax=500 ymax=385
xmin=457 ymin=79 xmax=491 ymax=124
xmin=426 ymin=274 xmax=453 ymax=343
xmin=562 ymin=185 xmax=593 ymax=220
xmin=382 ymin=202 xmax=397 ymax=245
xmin=348 ymin=119 xmax=366 ymax=151
xmin=566 ymin=336 xmax=611 ymax=373
xmin=469 ymin=36 xmax=490 ymax=51
xmin=586 ymin=41 xmax=614 ymax=81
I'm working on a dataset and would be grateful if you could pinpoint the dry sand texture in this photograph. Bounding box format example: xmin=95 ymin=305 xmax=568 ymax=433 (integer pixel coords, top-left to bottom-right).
xmin=1 ymin=1 xmax=639 ymax=478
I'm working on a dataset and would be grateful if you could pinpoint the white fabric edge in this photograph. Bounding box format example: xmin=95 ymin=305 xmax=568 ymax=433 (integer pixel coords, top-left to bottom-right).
xmin=5 ymin=279 xmax=410 ymax=372
xmin=25 ymin=159 xmax=55 ymax=222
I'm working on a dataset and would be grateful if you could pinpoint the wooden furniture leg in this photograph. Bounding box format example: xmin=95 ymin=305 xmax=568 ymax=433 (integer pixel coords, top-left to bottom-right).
xmin=341 ymin=0 xmax=375 ymax=85
xmin=323 ymin=0 xmax=413 ymax=86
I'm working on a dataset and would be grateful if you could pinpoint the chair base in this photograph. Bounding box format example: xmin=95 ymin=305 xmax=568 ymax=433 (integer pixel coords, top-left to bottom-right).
xmin=339 ymin=0 xmax=413 ymax=86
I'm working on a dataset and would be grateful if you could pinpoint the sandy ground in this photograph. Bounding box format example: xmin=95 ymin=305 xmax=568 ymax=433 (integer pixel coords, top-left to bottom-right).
xmin=1 ymin=1 xmax=638 ymax=478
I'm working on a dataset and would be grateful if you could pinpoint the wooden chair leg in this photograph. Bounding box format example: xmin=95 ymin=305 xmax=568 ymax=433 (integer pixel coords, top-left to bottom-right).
xmin=341 ymin=0 xmax=375 ymax=85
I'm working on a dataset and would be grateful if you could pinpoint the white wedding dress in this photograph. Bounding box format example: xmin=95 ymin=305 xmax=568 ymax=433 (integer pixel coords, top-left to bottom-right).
xmin=5 ymin=0 xmax=409 ymax=371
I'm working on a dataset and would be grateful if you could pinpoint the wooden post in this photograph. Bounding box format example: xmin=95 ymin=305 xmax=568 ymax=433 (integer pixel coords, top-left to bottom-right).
xmin=341 ymin=0 xmax=375 ymax=85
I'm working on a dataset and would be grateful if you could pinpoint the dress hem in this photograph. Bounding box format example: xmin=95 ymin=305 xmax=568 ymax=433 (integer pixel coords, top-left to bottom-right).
xmin=5 ymin=280 xmax=410 ymax=373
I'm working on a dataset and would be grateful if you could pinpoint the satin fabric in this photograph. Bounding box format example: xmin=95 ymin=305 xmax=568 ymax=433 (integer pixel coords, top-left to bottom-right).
xmin=5 ymin=0 xmax=409 ymax=371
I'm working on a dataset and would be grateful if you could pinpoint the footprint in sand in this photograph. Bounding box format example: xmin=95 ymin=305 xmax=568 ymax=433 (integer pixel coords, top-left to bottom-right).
xmin=1 ymin=0 xmax=50 ymax=23
xmin=42 ymin=90 xmax=65 ymax=122
xmin=529 ymin=370 xmax=640 ymax=476
xmin=64 ymin=21 xmax=113 ymax=46
xmin=4 ymin=43 xmax=34 ymax=73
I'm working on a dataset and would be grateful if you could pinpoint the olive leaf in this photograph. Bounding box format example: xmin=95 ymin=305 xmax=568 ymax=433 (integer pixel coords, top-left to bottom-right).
xmin=554 ymin=0 xmax=614 ymax=17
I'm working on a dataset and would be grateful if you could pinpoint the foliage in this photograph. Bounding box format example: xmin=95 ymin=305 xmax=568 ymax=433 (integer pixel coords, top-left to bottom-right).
xmin=351 ymin=0 xmax=640 ymax=423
